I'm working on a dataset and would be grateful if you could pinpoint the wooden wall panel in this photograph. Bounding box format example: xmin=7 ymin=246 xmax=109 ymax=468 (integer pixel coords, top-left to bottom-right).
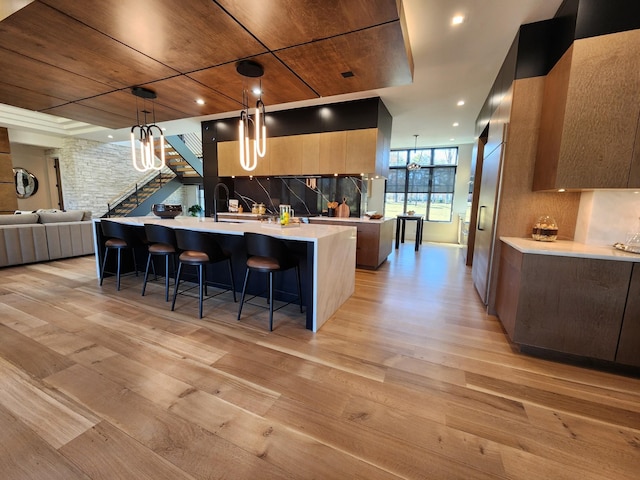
xmin=533 ymin=45 xmax=572 ymax=191
xmin=0 ymin=183 xmax=18 ymax=213
xmin=0 ymin=128 xmax=16 ymax=213
xmin=488 ymin=77 xmax=581 ymax=314
xmin=0 ymin=127 xmax=9 ymax=153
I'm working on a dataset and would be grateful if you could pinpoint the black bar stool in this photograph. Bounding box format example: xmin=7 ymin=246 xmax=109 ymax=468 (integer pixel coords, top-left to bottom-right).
xmin=237 ymin=232 xmax=303 ymax=331
xmin=99 ymin=220 xmax=147 ymax=291
xmin=141 ymin=223 xmax=179 ymax=301
xmin=171 ymin=229 xmax=236 ymax=318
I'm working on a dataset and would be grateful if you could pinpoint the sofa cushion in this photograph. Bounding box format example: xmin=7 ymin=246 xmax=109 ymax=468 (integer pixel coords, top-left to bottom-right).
xmin=0 ymin=213 xmax=39 ymax=225
xmin=81 ymin=210 xmax=93 ymax=221
xmin=38 ymin=211 xmax=84 ymax=223
xmin=45 ymin=222 xmax=95 ymax=259
xmin=0 ymin=224 xmax=49 ymax=267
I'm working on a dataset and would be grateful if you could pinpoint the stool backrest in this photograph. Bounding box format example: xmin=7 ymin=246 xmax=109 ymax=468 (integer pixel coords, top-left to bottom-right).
xmin=144 ymin=223 xmax=178 ymax=247
xmin=175 ymin=229 xmax=227 ymax=262
xmin=101 ymin=220 xmax=146 ymax=247
xmin=244 ymin=232 xmax=296 ymax=270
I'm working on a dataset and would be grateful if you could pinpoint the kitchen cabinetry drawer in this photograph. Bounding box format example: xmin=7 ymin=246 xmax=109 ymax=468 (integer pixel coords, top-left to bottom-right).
xmin=495 ymin=242 xmax=631 ymax=361
xmin=616 ymin=262 xmax=640 ymax=367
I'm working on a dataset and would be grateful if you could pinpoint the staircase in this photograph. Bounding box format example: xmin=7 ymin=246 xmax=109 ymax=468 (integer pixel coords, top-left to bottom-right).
xmin=104 ymin=133 xmax=203 ymax=217
xmin=104 ymin=170 xmax=178 ymax=217
xmin=159 ymin=133 xmax=203 ymax=184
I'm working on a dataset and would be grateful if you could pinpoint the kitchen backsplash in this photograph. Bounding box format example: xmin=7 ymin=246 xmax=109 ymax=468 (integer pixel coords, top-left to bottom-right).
xmin=231 ymin=176 xmax=365 ymax=217
xmin=574 ymin=190 xmax=640 ymax=246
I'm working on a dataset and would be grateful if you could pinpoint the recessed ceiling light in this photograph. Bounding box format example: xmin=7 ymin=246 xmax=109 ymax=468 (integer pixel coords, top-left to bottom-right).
xmin=107 ymin=134 xmax=113 ymax=139
xmin=457 ymin=100 xmax=465 ymax=106
xmin=196 ymin=98 xmax=205 ymax=105
xmin=452 ymin=15 xmax=464 ymax=25
xmin=450 ymin=138 xmax=455 ymax=141
xmin=252 ymin=87 xmax=262 ymax=95
xmin=453 ymin=122 xmax=459 ymax=127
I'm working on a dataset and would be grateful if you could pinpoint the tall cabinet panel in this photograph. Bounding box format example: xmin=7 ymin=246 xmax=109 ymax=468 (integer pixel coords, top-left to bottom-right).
xmin=472 ymin=90 xmax=511 ymax=305
xmin=534 ymin=29 xmax=640 ymax=190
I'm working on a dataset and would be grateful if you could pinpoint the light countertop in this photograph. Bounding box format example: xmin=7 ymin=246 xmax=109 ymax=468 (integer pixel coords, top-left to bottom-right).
xmin=308 ymin=216 xmax=393 ymax=224
xmin=98 ymin=216 xmax=356 ymax=242
xmin=501 ymin=237 xmax=640 ymax=262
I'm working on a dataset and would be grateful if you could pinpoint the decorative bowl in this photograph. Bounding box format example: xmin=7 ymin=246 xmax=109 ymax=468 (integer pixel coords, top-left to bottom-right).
xmin=407 ymin=210 xmax=415 ymax=216
xmin=152 ymin=204 xmax=182 ymax=219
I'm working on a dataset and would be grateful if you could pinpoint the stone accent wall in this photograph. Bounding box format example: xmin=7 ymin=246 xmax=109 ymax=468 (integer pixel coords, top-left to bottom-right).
xmin=46 ymin=138 xmax=151 ymax=217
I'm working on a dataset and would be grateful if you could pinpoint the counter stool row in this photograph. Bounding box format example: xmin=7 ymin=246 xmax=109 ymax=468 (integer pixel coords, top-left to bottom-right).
xmin=99 ymin=221 xmax=302 ymax=330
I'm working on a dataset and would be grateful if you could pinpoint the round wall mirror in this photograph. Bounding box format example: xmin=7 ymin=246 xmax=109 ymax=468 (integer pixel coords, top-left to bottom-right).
xmin=13 ymin=167 xmax=39 ymax=199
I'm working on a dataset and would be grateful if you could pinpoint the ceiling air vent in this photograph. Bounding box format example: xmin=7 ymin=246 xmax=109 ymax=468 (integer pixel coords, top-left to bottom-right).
xmin=341 ymin=71 xmax=355 ymax=78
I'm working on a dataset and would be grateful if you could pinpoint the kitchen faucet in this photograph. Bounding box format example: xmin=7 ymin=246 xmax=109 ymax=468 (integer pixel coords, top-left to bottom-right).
xmin=213 ymin=182 xmax=229 ymax=222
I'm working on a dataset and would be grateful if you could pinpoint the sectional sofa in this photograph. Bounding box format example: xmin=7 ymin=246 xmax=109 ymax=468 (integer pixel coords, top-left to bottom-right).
xmin=0 ymin=210 xmax=94 ymax=267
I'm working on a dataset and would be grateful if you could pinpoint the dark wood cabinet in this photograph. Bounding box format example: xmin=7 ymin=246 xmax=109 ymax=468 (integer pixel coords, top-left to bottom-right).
xmin=308 ymin=218 xmax=393 ymax=269
xmin=616 ymin=263 xmax=640 ymax=367
xmin=496 ymin=241 xmax=633 ymax=361
xmin=534 ymin=29 xmax=640 ymax=191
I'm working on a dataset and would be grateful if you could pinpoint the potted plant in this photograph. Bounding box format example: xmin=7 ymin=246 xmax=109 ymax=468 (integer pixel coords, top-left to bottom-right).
xmin=187 ymin=204 xmax=203 ymax=217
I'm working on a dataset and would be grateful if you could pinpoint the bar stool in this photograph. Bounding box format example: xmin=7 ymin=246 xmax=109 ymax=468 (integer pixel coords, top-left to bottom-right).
xmin=141 ymin=223 xmax=179 ymax=301
xmin=171 ymin=229 xmax=236 ymax=318
xmin=237 ymin=232 xmax=303 ymax=331
xmin=99 ymin=220 xmax=147 ymax=291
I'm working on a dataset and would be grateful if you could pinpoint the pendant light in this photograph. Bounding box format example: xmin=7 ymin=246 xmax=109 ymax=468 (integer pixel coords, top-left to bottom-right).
xmin=408 ymin=134 xmax=422 ymax=171
xmin=237 ymin=60 xmax=267 ymax=172
xmin=130 ymin=87 xmax=165 ymax=173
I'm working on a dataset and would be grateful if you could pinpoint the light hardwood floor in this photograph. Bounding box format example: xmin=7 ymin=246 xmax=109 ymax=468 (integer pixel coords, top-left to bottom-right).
xmin=0 ymin=244 xmax=639 ymax=479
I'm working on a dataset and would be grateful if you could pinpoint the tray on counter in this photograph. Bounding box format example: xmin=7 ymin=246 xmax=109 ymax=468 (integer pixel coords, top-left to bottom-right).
xmin=261 ymin=222 xmax=301 ymax=229
xmin=613 ymin=242 xmax=640 ymax=254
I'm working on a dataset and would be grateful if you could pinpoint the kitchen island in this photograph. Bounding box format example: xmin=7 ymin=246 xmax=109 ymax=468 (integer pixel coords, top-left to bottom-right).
xmin=496 ymin=237 xmax=640 ymax=367
xmin=93 ymin=217 xmax=356 ymax=332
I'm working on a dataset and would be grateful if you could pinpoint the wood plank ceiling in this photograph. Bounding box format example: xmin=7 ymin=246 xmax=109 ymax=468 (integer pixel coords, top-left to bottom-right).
xmin=0 ymin=0 xmax=413 ymax=129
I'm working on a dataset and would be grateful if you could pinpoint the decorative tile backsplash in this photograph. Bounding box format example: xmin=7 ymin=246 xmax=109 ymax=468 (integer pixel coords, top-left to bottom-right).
xmin=575 ymin=190 xmax=640 ymax=246
xmin=232 ymin=176 xmax=365 ymax=217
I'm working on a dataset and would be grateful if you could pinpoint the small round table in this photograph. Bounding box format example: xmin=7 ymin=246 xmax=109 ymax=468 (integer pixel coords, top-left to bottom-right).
xmin=395 ymin=214 xmax=423 ymax=251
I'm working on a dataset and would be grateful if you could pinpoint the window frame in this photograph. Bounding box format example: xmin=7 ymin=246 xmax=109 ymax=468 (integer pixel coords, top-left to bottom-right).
xmin=385 ymin=146 xmax=458 ymax=222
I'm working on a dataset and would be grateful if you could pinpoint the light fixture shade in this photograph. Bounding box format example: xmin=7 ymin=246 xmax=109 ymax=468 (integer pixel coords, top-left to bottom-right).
xmin=237 ymin=60 xmax=267 ymax=172
xmin=130 ymin=87 xmax=166 ymax=173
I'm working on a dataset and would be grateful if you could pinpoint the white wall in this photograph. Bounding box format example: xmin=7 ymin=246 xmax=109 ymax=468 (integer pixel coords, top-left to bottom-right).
xmin=10 ymin=143 xmax=56 ymax=211
xmin=574 ymin=190 xmax=640 ymax=246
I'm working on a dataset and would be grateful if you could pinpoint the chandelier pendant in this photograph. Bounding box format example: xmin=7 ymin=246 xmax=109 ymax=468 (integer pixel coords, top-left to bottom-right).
xmin=130 ymin=87 xmax=166 ymax=173
xmin=237 ymin=60 xmax=266 ymax=172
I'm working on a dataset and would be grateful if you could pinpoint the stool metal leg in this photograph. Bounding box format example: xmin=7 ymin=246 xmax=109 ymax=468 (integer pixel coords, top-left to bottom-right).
xmin=164 ymin=254 xmax=171 ymax=301
xmin=99 ymin=247 xmax=110 ymax=286
xmin=141 ymin=253 xmax=152 ymax=296
xmin=237 ymin=268 xmax=251 ymax=320
xmin=227 ymin=259 xmax=237 ymax=302
xmin=171 ymin=262 xmax=183 ymax=312
xmin=198 ymin=264 xmax=204 ymax=319
xmin=295 ymin=265 xmax=303 ymax=313
xmin=116 ymin=249 xmax=122 ymax=291
xmin=268 ymin=271 xmax=274 ymax=331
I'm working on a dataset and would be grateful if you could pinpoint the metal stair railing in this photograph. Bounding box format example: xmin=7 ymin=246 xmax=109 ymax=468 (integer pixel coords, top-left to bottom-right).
xmin=104 ymin=167 xmax=174 ymax=217
xmin=179 ymin=132 xmax=203 ymax=158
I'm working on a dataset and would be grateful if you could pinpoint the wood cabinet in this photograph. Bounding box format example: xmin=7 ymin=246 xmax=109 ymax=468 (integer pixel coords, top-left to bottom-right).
xmin=308 ymin=218 xmax=394 ymax=269
xmin=534 ymin=29 xmax=640 ymax=190
xmin=217 ymin=128 xmax=385 ymax=177
xmin=317 ymin=131 xmax=346 ymax=175
xmin=616 ymin=263 xmax=640 ymax=367
xmin=495 ymin=242 xmax=633 ymax=362
xmin=270 ymin=135 xmax=303 ymax=176
xmin=345 ymin=128 xmax=378 ymax=175
xmin=471 ymin=88 xmax=511 ymax=305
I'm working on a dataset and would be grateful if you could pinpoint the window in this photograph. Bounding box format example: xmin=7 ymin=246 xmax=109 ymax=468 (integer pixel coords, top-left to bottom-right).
xmin=385 ymin=147 xmax=458 ymax=222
